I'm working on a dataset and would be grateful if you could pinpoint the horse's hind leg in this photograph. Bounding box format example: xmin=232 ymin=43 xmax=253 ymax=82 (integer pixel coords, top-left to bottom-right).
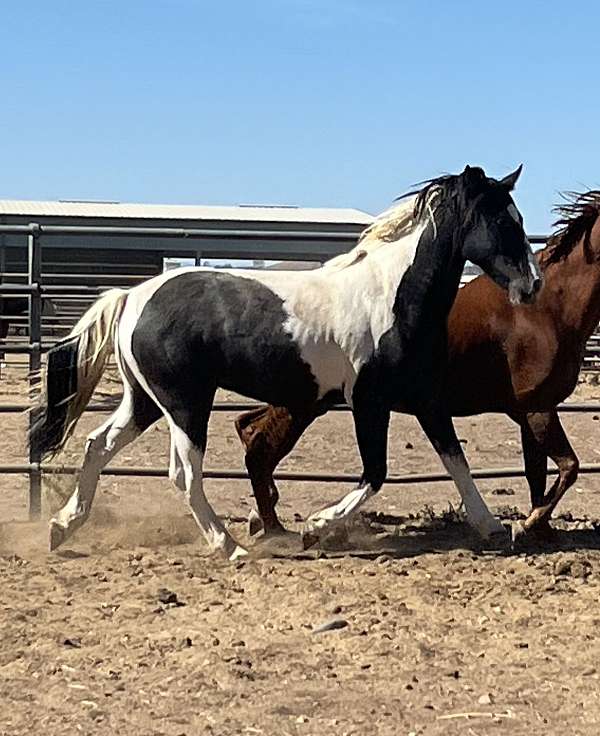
xmin=520 ymin=411 xmax=579 ymax=534
xmin=235 ymin=406 xmax=281 ymax=535
xmin=236 ymin=406 xmax=316 ymax=537
xmin=50 ymin=382 xmax=160 ymax=550
xmin=168 ymin=396 xmax=246 ymax=561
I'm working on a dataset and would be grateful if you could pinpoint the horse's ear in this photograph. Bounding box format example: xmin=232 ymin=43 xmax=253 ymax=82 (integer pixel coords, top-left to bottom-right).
xmin=499 ymin=164 xmax=523 ymax=191
xmin=462 ymin=165 xmax=486 ymax=188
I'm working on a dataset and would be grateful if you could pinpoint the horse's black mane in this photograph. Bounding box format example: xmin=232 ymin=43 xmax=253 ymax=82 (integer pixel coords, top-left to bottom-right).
xmin=543 ymin=190 xmax=600 ymax=265
xmin=404 ymin=167 xmax=507 ymax=229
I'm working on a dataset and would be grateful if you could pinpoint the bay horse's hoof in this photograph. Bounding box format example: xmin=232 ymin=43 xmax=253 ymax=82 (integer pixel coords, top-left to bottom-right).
xmin=531 ymin=519 xmax=557 ymax=541
xmin=248 ymin=509 xmax=263 ymax=537
xmin=512 ymin=518 xmax=557 ymax=549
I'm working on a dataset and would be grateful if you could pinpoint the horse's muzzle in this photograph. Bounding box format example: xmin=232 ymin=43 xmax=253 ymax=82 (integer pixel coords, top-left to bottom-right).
xmin=509 ymin=274 xmax=543 ymax=305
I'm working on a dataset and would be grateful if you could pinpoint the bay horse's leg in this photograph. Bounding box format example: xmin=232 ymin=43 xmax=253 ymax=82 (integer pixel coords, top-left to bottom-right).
xmin=235 ymin=405 xmax=317 ymax=536
xmin=519 ymin=411 xmax=579 ymax=533
xmin=518 ymin=413 xmax=548 ymax=510
xmin=302 ymin=394 xmax=390 ymax=546
xmin=167 ymin=392 xmax=246 ymax=561
xmin=417 ymin=410 xmax=506 ymax=540
xmin=50 ymin=383 xmax=160 ymax=550
xmin=235 ymin=406 xmax=284 ymax=535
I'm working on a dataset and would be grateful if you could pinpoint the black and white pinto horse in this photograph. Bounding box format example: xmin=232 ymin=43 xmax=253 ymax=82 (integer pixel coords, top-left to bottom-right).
xmin=31 ymin=165 xmax=541 ymax=559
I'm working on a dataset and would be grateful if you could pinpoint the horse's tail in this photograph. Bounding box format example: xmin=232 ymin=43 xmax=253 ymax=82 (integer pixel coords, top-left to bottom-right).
xmin=29 ymin=288 xmax=128 ymax=460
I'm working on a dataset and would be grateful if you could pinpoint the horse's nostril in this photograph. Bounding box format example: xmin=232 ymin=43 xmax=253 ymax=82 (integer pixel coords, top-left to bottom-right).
xmin=533 ymin=277 xmax=542 ymax=294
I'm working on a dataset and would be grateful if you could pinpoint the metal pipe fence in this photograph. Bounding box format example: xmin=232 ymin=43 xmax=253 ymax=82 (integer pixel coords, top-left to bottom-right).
xmin=1 ymin=461 xmax=600 ymax=486
xmin=2 ymin=222 xmax=600 ymax=520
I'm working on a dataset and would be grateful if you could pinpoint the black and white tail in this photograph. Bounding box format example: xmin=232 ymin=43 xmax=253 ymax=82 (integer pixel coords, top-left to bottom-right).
xmin=29 ymin=288 xmax=128 ymax=459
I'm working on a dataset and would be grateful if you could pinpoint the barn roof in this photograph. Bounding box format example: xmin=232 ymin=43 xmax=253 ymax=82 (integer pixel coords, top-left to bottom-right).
xmin=0 ymin=199 xmax=373 ymax=226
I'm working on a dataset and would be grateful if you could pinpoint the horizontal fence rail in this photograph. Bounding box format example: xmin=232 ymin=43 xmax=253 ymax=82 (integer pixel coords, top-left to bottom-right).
xmin=0 ymin=223 xmax=361 ymax=239
xmin=2 ymin=220 xmax=600 ymax=520
xmin=1 ymin=462 xmax=600 ymax=486
xmin=2 ymin=399 xmax=600 ymax=502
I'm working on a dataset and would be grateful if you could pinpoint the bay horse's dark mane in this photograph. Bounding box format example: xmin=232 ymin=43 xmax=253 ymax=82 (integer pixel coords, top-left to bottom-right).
xmin=542 ymin=190 xmax=600 ymax=266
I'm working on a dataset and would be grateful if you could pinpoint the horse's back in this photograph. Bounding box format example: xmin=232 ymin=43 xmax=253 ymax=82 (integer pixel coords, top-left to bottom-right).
xmin=126 ymin=269 xmax=327 ymax=408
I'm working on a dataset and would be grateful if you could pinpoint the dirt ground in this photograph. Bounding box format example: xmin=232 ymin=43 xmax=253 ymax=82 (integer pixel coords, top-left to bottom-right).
xmin=1 ymin=361 xmax=600 ymax=735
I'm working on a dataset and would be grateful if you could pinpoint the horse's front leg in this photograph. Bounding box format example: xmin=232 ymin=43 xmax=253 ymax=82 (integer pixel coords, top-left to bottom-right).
xmin=519 ymin=410 xmax=579 ymax=535
xmin=417 ymin=410 xmax=506 ymax=541
xmin=302 ymin=394 xmax=390 ymax=547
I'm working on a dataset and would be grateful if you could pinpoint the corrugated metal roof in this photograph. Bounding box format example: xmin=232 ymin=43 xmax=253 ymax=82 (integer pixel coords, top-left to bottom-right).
xmin=0 ymin=199 xmax=373 ymax=225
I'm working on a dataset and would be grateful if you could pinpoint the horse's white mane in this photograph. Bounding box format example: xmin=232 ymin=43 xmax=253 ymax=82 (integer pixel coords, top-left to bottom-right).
xmin=322 ymin=193 xmax=421 ymax=272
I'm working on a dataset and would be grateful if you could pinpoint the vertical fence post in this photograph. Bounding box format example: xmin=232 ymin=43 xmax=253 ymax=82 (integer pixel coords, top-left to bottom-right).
xmin=28 ymin=223 xmax=42 ymax=519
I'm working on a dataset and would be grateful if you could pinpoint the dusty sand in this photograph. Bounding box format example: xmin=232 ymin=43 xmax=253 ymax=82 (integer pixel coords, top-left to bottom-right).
xmin=1 ymin=362 xmax=600 ymax=735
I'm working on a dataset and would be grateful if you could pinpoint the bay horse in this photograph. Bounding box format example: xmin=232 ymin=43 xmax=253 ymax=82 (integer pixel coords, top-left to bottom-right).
xmin=31 ymin=165 xmax=539 ymax=559
xmin=235 ymin=190 xmax=600 ymax=540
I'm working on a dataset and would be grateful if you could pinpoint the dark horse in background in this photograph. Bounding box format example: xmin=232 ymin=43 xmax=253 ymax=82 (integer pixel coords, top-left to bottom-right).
xmin=31 ymin=165 xmax=538 ymax=558
xmin=235 ymin=190 xmax=600 ymax=540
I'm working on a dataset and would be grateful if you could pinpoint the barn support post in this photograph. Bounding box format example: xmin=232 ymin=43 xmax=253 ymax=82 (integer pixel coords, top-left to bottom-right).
xmin=28 ymin=224 xmax=42 ymax=519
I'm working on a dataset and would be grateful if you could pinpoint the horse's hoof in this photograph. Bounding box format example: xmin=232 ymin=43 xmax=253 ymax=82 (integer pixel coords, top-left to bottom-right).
xmin=486 ymin=519 xmax=508 ymax=538
xmin=301 ymin=529 xmax=321 ymax=551
xmin=513 ymin=519 xmax=557 ymax=547
xmin=510 ymin=520 xmax=527 ymax=549
xmin=321 ymin=524 xmax=350 ymax=550
xmin=263 ymin=525 xmax=289 ymax=539
xmin=228 ymin=545 xmax=248 ymax=561
xmin=531 ymin=520 xmax=557 ymax=541
xmin=49 ymin=521 xmax=66 ymax=552
xmin=482 ymin=525 xmax=511 ymax=552
xmin=248 ymin=510 xmax=263 ymax=537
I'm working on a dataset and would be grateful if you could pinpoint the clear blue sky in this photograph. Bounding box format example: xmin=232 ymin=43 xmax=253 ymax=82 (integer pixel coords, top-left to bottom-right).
xmin=2 ymin=0 xmax=599 ymax=233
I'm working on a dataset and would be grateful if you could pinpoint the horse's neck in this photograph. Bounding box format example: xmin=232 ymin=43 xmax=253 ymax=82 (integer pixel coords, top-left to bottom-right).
xmin=542 ymin=223 xmax=600 ymax=342
xmin=333 ymin=224 xmax=423 ymax=308
xmin=329 ymin=219 xmax=464 ymax=362
xmin=392 ymin=225 xmax=464 ymax=327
